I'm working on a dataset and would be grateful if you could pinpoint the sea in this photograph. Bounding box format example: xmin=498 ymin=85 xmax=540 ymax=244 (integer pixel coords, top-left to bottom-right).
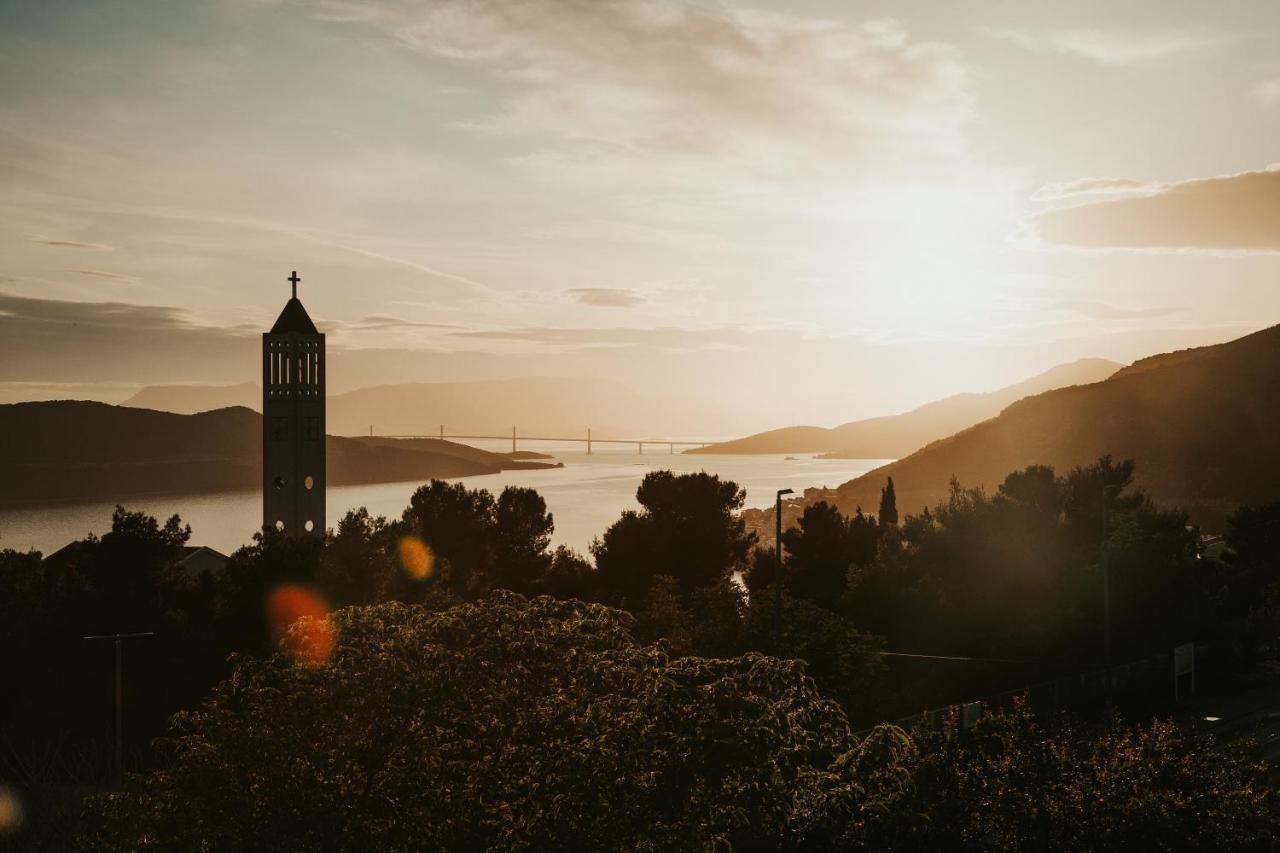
xmin=0 ymin=442 xmax=888 ymax=556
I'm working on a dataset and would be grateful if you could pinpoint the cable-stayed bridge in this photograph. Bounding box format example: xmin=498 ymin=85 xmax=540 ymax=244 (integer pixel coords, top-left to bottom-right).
xmin=376 ymin=426 xmax=711 ymax=454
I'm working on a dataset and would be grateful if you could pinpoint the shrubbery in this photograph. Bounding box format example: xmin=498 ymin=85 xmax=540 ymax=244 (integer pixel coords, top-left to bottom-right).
xmin=81 ymin=594 xmax=1280 ymax=852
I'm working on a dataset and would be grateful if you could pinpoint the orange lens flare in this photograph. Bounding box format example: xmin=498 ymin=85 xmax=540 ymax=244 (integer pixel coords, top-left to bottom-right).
xmin=0 ymin=786 xmax=23 ymax=837
xmin=398 ymin=535 xmax=435 ymax=580
xmin=267 ymin=584 xmax=334 ymax=666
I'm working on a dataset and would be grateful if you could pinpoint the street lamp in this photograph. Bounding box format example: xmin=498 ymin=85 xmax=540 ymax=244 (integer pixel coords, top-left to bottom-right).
xmin=1101 ymin=484 xmax=1120 ymax=666
xmin=774 ymin=488 xmax=794 ymax=652
xmin=83 ymin=631 xmax=153 ymax=787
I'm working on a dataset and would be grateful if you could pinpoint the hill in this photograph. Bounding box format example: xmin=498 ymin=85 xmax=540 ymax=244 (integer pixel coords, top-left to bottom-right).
xmin=121 ymin=382 xmax=259 ymax=413
xmin=120 ymin=376 xmax=724 ymax=438
xmin=0 ymin=401 xmax=559 ymax=507
xmin=828 ymin=325 xmax=1280 ymax=521
xmin=689 ymin=358 xmax=1120 ymax=457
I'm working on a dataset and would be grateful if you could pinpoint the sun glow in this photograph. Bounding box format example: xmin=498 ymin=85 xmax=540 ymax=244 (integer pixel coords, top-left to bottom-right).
xmin=817 ymin=177 xmax=1024 ymax=336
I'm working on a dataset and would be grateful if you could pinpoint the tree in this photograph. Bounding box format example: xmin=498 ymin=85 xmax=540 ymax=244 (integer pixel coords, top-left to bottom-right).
xmin=400 ymin=482 xmax=557 ymax=598
xmin=403 ymin=480 xmax=497 ymax=595
xmin=1211 ymin=503 xmax=1280 ymax=663
xmin=997 ymin=464 xmax=1062 ymax=519
xmin=878 ymin=477 xmax=899 ymax=526
xmin=533 ymin=545 xmax=598 ymax=600
xmin=743 ymin=592 xmax=883 ymax=713
xmin=593 ymin=471 xmax=755 ymax=604
xmin=492 ymin=486 xmax=554 ymax=593
xmin=315 ymin=507 xmax=401 ymax=607
xmin=83 ymin=593 xmax=852 ymax=851
xmin=773 ymin=501 xmax=878 ymax=608
xmin=899 ymin=701 xmax=1280 ymax=852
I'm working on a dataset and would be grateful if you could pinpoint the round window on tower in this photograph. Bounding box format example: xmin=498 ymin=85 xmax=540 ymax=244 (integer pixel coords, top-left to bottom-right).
xmin=304 ymin=475 xmax=314 ymax=491
xmin=273 ymin=475 xmax=285 ymax=491
xmin=275 ymin=520 xmax=285 ymax=532
xmin=304 ymin=520 xmax=314 ymax=533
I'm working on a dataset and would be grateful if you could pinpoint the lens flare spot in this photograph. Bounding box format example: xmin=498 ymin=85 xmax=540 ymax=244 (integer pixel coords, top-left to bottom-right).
xmin=398 ymin=535 xmax=435 ymax=580
xmin=0 ymin=786 xmax=23 ymax=837
xmin=267 ymin=584 xmax=334 ymax=666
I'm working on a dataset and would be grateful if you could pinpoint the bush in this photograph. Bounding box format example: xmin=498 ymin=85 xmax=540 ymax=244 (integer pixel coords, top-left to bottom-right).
xmin=82 ymin=592 xmax=850 ymax=852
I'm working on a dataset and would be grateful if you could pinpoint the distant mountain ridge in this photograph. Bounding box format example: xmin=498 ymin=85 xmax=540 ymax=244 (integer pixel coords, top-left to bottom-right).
xmin=0 ymin=401 xmax=558 ymax=508
xmin=122 ymin=382 xmax=259 ymax=414
xmin=689 ymin=358 xmax=1121 ymax=457
xmin=121 ymin=376 xmax=722 ymax=438
xmin=827 ymin=324 xmax=1280 ymax=522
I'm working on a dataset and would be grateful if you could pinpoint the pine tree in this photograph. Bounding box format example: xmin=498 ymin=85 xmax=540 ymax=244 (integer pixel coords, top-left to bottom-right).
xmin=878 ymin=477 xmax=898 ymax=526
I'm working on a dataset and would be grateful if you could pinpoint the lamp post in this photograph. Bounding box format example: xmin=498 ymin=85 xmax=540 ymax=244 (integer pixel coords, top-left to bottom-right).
xmin=774 ymin=488 xmax=794 ymax=652
xmin=83 ymin=631 xmax=153 ymax=787
xmin=1101 ymin=485 xmax=1118 ymax=666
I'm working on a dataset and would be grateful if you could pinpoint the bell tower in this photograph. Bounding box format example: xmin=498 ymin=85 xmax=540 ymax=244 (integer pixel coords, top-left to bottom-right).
xmin=262 ymin=271 xmax=325 ymax=538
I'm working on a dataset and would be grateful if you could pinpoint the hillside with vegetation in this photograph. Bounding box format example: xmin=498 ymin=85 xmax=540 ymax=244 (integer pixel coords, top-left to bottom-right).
xmin=830 ymin=325 xmax=1280 ymax=522
xmin=0 ymin=401 xmax=558 ymax=507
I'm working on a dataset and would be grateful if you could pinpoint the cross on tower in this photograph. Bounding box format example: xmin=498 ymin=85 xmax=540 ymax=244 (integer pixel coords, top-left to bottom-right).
xmin=288 ymin=270 xmax=300 ymax=299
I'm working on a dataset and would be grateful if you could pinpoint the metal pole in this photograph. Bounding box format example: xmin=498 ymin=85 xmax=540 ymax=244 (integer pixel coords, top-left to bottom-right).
xmin=1102 ymin=486 xmax=1111 ymax=666
xmin=587 ymin=428 xmax=592 ymax=455
xmin=512 ymin=426 xmax=516 ymax=453
xmin=114 ymin=637 xmax=122 ymax=787
xmin=774 ymin=488 xmax=793 ymax=652
xmin=83 ymin=632 xmax=152 ymax=788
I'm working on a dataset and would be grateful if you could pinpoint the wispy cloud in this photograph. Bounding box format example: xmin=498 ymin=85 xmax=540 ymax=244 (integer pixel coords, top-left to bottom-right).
xmin=297 ymin=1 xmax=972 ymax=180
xmin=1254 ymin=79 xmax=1280 ymax=106
xmin=565 ymin=287 xmax=644 ymax=308
xmin=1031 ymin=177 xmax=1154 ymax=201
xmin=34 ymin=238 xmax=113 ymax=250
xmin=452 ymin=324 xmax=760 ymax=352
xmin=1027 ymin=167 xmax=1280 ymax=253
xmin=1054 ymin=301 xmax=1182 ymax=321
xmin=70 ymin=268 xmax=138 ymax=283
xmin=983 ymin=27 xmax=1227 ymax=66
xmin=351 ymin=315 xmax=461 ymax=330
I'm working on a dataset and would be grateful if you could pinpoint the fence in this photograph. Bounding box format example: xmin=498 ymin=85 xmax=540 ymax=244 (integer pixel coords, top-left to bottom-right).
xmin=854 ymin=644 xmax=1207 ymax=740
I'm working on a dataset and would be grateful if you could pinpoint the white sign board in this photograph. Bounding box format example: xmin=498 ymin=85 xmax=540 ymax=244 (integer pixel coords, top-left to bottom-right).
xmin=1174 ymin=643 xmax=1196 ymax=700
xmin=1174 ymin=643 xmax=1195 ymax=677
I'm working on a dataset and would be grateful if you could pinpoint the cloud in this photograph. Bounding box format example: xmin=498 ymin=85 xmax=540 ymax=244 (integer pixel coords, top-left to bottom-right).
xmin=984 ymin=27 xmax=1226 ymax=66
xmin=1027 ymin=167 xmax=1280 ymax=252
xmin=452 ymin=324 xmax=764 ymax=351
xmin=1054 ymin=301 xmax=1182 ymax=321
xmin=70 ymin=269 xmax=138 ymax=283
xmin=1254 ymin=79 xmax=1280 ymax=107
xmin=352 ymin=315 xmax=461 ymax=330
xmin=1031 ymin=177 xmax=1152 ymax=201
xmin=0 ymin=292 xmax=256 ymax=384
xmin=33 ymin=239 xmax=113 ymax=250
xmin=565 ymin=287 xmax=644 ymax=308
xmin=298 ymin=1 xmax=972 ymax=175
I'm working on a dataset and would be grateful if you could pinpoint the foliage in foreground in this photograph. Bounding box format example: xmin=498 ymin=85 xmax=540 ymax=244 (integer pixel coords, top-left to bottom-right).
xmin=82 ymin=594 xmax=1280 ymax=852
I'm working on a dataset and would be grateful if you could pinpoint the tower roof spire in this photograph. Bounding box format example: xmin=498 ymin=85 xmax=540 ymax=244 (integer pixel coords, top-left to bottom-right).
xmin=270 ymin=270 xmax=318 ymax=334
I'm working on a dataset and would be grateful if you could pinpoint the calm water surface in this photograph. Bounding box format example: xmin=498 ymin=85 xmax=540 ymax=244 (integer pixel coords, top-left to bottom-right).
xmin=0 ymin=443 xmax=888 ymax=556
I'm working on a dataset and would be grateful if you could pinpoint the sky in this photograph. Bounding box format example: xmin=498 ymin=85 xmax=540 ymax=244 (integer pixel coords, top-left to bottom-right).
xmin=2 ymin=0 xmax=1278 ymax=433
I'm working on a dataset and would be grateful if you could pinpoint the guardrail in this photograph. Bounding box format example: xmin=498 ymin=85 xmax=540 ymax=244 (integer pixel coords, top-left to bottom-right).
xmin=854 ymin=644 xmax=1207 ymax=740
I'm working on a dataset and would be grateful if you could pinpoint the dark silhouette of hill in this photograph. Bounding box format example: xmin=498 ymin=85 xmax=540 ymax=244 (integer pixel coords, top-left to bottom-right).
xmin=830 ymin=325 xmax=1280 ymax=519
xmin=689 ymin=359 xmax=1120 ymax=457
xmin=0 ymin=401 xmax=559 ymax=507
